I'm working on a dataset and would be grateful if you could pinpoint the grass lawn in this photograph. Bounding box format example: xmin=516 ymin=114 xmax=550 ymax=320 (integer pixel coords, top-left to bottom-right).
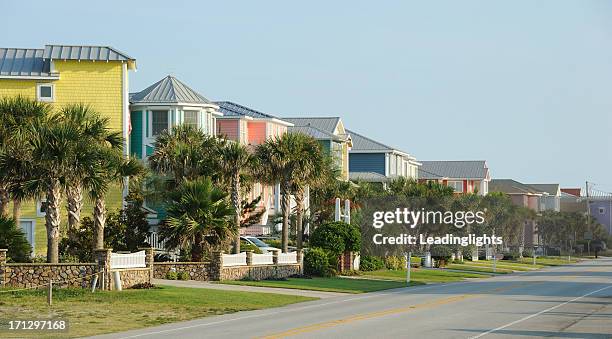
xmin=444 ymin=263 xmax=512 ymax=274
xmin=361 ymin=268 xmax=489 ymax=283
xmin=0 ymin=285 xmax=315 ymax=338
xmin=462 ymin=260 xmax=543 ymax=271
xmin=515 ymin=256 xmax=579 ymax=266
xmin=220 ymin=277 xmax=410 ymax=293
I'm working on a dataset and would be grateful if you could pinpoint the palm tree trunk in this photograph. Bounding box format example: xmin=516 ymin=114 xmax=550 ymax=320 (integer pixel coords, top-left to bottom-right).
xmin=232 ymin=174 xmax=241 ymax=254
xmin=94 ymin=196 xmax=106 ymax=250
xmin=294 ymin=187 xmax=304 ymax=251
xmin=12 ymin=198 xmax=21 ymax=227
xmin=192 ymin=232 xmax=203 ymax=261
xmin=66 ymin=184 xmax=83 ymax=231
xmin=0 ymin=187 xmax=9 ymax=217
xmin=45 ymin=181 xmax=62 ymax=263
xmin=280 ymin=183 xmax=290 ymax=253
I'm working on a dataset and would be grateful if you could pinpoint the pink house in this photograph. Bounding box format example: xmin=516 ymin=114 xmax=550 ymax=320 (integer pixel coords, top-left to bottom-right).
xmin=215 ymin=101 xmax=294 ymax=235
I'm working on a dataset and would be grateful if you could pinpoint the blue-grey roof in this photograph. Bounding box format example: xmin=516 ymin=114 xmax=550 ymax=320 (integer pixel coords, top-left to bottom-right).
xmin=0 ymin=48 xmax=53 ymax=77
xmin=349 ymin=171 xmax=390 ymax=182
xmin=282 ymin=117 xmax=340 ymax=135
xmin=215 ymin=101 xmax=277 ymax=119
xmin=489 ymin=179 xmax=542 ymax=195
xmin=131 ymin=75 xmax=213 ymax=105
xmin=347 ymin=129 xmax=394 ymax=152
xmin=43 ymin=45 xmax=134 ymax=61
xmin=288 ymin=125 xmax=336 ymax=139
xmin=419 ymin=160 xmax=488 ymax=180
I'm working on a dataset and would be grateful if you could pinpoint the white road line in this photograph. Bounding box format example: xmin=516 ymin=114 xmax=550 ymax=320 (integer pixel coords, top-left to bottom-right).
xmin=469 ymin=283 xmax=612 ymax=339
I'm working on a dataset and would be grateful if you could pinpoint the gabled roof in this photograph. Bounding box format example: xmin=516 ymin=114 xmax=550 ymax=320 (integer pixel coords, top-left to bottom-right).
xmin=489 ymin=179 xmax=542 ymax=195
xmin=528 ymin=184 xmax=560 ymax=196
xmin=288 ymin=125 xmax=338 ymax=140
xmin=131 ymin=75 xmax=213 ymax=105
xmin=282 ymin=117 xmax=340 ymax=135
xmin=346 ymin=129 xmax=394 ymax=152
xmin=215 ymin=101 xmax=293 ymax=126
xmin=43 ymin=45 xmax=134 ymax=62
xmin=419 ymin=160 xmax=488 ymax=180
xmin=349 ymin=171 xmax=390 ymax=182
xmin=0 ymin=48 xmax=53 ymax=78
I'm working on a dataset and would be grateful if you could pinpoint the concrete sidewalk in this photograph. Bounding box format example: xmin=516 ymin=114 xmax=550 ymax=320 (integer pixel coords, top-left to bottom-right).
xmin=152 ymin=278 xmax=347 ymax=298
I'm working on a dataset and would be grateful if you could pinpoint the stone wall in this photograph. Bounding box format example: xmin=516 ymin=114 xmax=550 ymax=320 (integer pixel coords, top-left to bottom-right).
xmin=2 ymin=263 xmax=97 ymax=288
xmin=111 ymin=268 xmax=151 ymax=289
xmin=219 ymin=264 xmax=301 ymax=281
xmin=153 ymin=262 xmax=213 ymax=281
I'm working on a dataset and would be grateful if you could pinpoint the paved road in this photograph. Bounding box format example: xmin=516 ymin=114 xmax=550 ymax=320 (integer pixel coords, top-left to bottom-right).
xmin=94 ymin=258 xmax=612 ymax=339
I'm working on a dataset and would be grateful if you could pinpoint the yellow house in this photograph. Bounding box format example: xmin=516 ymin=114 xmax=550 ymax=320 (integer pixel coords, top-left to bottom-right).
xmin=0 ymin=45 xmax=136 ymax=255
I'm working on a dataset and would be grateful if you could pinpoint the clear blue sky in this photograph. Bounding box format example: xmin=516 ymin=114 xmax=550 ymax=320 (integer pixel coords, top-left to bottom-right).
xmin=4 ymin=1 xmax=612 ymax=190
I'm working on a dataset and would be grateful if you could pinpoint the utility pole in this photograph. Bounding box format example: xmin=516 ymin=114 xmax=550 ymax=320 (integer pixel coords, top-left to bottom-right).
xmin=586 ymin=181 xmax=591 ymax=256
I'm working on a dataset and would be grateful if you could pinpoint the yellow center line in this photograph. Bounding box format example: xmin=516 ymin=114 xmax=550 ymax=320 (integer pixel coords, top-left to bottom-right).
xmin=257 ymin=281 xmax=543 ymax=339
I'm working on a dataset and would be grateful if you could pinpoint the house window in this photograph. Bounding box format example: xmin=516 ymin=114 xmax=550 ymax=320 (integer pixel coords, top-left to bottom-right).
xmin=37 ymin=84 xmax=54 ymax=102
xmin=447 ymin=180 xmax=464 ymax=193
xmin=184 ymin=111 xmax=198 ymax=129
xmin=599 ymin=207 xmax=606 ymax=215
xmin=36 ymin=198 xmax=48 ymax=217
xmin=151 ymin=110 xmax=169 ymax=136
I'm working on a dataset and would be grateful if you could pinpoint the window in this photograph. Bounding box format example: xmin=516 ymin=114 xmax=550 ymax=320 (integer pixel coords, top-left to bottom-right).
xmin=37 ymin=84 xmax=54 ymax=102
xmin=36 ymin=198 xmax=48 ymax=217
xmin=600 ymin=207 xmax=606 ymax=215
xmin=151 ymin=110 xmax=168 ymax=136
xmin=184 ymin=111 xmax=198 ymax=129
xmin=447 ymin=180 xmax=464 ymax=193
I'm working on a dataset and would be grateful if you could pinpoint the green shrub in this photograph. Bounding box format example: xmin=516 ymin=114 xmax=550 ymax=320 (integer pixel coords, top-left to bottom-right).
xmin=431 ymin=246 xmax=453 ymax=267
xmin=177 ymin=271 xmax=190 ymax=280
xmin=0 ymin=216 xmax=31 ymax=262
xmin=266 ymin=240 xmax=282 ymax=249
xmin=410 ymin=256 xmax=422 ymax=268
xmin=304 ymin=247 xmax=332 ymax=277
xmin=502 ymin=251 xmax=521 ymax=260
xmin=384 ymin=255 xmax=407 ymax=270
xmin=165 ymin=271 xmax=178 ymax=280
xmin=310 ymin=221 xmax=361 ymax=256
xmin=360 ymin=255 xmax=385 ymax=271
xmin=522 ymin=249 xmax=534 ymax=258
xmin=240 ymin=243 xmax=263 ymax=254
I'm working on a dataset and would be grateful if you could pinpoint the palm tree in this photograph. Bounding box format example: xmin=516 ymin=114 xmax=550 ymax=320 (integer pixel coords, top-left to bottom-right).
xmin=62 ymin=103 xmax=122 ymax=232
xmin=289 ymin=134 xmax=332 ymax=250
xmin=217 ymin=142 xmax=254 ymax=253
xmin=28 ymin=115 xmax=81 ymax=263
xmin=148 ymin=125 xmax=221 ymax=185
xmin=0 ymin=96 xmax=51 ymax=219
xmin=159 ymin=178 xmax=234 ymax=261
xmin=256 ymin=133 xmax=311 ymax=252
xmin=88 ymin=148 xmax=144 ymax=250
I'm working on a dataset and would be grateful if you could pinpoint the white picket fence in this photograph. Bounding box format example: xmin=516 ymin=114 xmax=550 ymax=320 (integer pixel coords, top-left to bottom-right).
xmin=147 ymin=232 xmax=166 ymax=250
xmin=252 ymin=253 xmax=274 ymax=265
xmin=222 ymin=252 xmax=247 ymax=266
xmin=110 ymin=251 xmax=146 ymax=269
xmin=278 ymin=252 xmax=298 ymax=264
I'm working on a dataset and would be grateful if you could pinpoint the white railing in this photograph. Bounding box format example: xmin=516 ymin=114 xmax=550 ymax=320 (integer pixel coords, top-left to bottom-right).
xmin=222 ymin=252 xmax=247 ymax=267
xmin=278 ymin=252 xmax=298 ymax=264
xmin=110 ymin=251 xmax=146 ymax=269
xmin=252 ymin=253 xmax=274 ymax=265
xmin=147 ymin=232 xmax=166 ymax=250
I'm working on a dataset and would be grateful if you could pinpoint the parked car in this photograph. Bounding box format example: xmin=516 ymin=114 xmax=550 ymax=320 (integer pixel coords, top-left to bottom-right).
xmin=255 ymin=236 xmax=297 ymax=252
xmin=240 ymin=236 xmax=280 ymax=254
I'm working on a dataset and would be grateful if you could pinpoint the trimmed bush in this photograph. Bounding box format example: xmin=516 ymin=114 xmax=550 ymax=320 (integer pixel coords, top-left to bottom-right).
xmin=241 ymin=243 xmax=262 ymax=254
xmin=430 ymin=246 xmax=453 ymax=267
xmin=165 ymin=271 xmax=178 ymax=280
xmin=384 ymin=255 xmax=407 ymax=270
xmin=304 ymin=247 xmax=331 ymax=277
xmin=310 ymin=221 xmax=361 ymax=256
xmin=502 ymin=251 xmax=521 ymax=260
xmin=177 ymin=271 xmax=190 ymax=280
xmin=360 ymin=255 xmax=385 ymax=271
xmin=522 ymin=249 xmax=534 ymax=258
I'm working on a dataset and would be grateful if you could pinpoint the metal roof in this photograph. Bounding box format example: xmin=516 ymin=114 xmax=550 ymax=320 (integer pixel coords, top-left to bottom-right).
xmin=288 ymin=125 xmax=338 ymax=140
xmin=282 ymin=117 xmax=340 ymax=134
xmin=527 ymin=184 xmax=560 ymax=196
xmin=489 ymin=179 xmax=543 ymax=195
xmin=347 ymin=129 xmax=395 ymax=152
xmin=216 ymin=101 xmax=275 ymax=119
xmin=349 ymin=171 xmax=391 ymax=182
xmin=0 ymin=48 xmax=53 ymax=78
xmin=419 ymin=160 xmax=488 ymax=179
xmin=131 ymin=75 xmax=213 ymax=105
xmin=43 ymin=45 xmax=134 ymax=61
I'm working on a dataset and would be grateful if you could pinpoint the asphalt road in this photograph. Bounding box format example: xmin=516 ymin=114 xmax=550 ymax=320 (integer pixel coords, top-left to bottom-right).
xmin=93 ymin=258 xmax=612 ymax=339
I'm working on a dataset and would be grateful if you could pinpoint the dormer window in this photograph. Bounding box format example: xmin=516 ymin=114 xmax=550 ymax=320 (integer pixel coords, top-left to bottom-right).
xmin=37 ymin=84 xmax=54 ymax=102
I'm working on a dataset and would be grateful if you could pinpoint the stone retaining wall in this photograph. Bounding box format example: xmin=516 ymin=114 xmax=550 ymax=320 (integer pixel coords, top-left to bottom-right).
xmin=220 ymin=264 xmax=301 ymax=281
xmin=1 ymin=263 xmax=97 ymax=288
xmin=153 ymin=262 xmax=214 ymax=281
xmin=111 ymin=268 xmax=151 ymax=289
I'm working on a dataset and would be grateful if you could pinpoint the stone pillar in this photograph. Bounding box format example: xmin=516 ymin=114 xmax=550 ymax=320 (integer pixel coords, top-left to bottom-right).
xmin=271 ymin=249 xmax=280 ymax=265
xmin=246 ymin=251 xmax=254 ymax=266
xmin=211 ymin=251 xmax=223 ymax=281
xmin=95 ymin=248 xmax=112 ymax=291
xmin=139 ymin=247 xmax=154 ymax=282
xmin=296 ymin=249 xmax=304 ymax=275
xmin=0 ymin=249 xmax=7 ymax=288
